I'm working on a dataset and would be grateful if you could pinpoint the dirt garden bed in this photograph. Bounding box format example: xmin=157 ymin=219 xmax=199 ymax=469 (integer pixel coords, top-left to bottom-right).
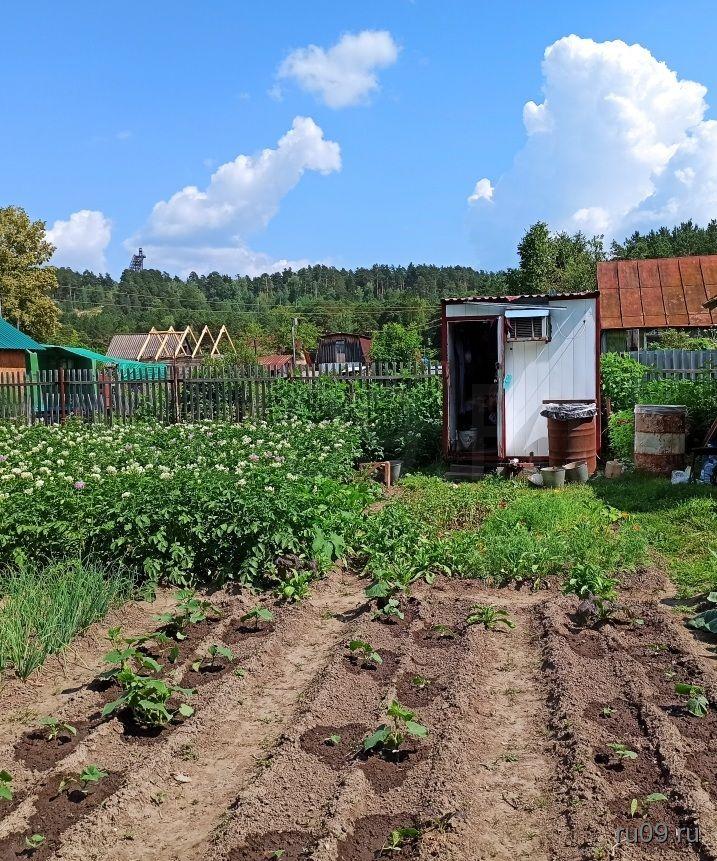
xmin=0 ymin=569 xmax=715 ymax=860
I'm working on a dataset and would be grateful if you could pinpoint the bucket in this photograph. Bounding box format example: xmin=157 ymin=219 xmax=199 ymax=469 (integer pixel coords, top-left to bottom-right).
xmin=389 ymin=460 xmax=403 ymax=483
xmin=458 ymin=429 xmax=478 ymax=451
xmin=563 ymin=461 xmax=589 ymax=484
xmin=540 ymin=466 xmax=565 ymax=488
xmin=634 ymin=405 xmax=686 ymax=475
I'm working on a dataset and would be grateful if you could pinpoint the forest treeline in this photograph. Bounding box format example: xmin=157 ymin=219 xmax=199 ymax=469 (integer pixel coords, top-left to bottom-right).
xmin=7 ymin=207 xmax=717 ymax=354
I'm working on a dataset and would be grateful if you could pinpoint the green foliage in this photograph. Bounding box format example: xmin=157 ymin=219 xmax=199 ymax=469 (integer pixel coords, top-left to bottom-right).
xmin=192 ymin=644 xmax=235 ymax=672
xmin=411 ymin=675 xmax=431 ymax=689
xmin=382 ymin=827 xmax=421 ymax=853
xmin=607 ymin=410 xmax=634 ymax=463
xmin=465 ymin=604 xmax=515 ymax=630
xmin=363 ymin=700 xmax=427 ymax=756
xmin=155 ymin=589 xmax=220 ymax=639
xmin=370 ymin=323 xmax=424 ymax=363
xmin=58 ymin=764 xmax=108 ymax=795
xmin=24 ymin=834 xmax=45 ymax=851
xmin=654 ymin=329 xmax=717 ymax=350
xmin=0 ymin=558 xmax=131 ymax=679
xmin=612 ymin=219 xmax=717 ymax=259
xmin=267 ymin=375 xmax=442 ymax=464
xmin=607 ymin=742 xmax=638 ymax=760
xmin=348 ymin=639 xmax=383 ymax=667
xmin=39 ymin=716 xmax=77 ymax=741
xmin=0 ymin=419 xmax=371 ymax=589
xmin=600 ymin=353 xmax=645 ymax=411
xmin=102 ymin=664 xmax=195 ymax=728
xmin=0 ymin=770 xmax=12 ymax=801
xmin=240 ymin=606 xmax=274 ymax=627
xmin=674 ymin=682 xmax=709 ymax=718
xmin=509 ymin=221 xmax=604 ymax=295
xmin=629 ymin=793 xmax=668 ymax=818
xmin=0 ymin=205 xmax=60 ymax=340
xmin=688 ymin=591 xmax=717 ymax=635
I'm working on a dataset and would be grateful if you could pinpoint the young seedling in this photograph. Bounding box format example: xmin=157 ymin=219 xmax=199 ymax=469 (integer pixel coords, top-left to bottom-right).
xmin=411 ymin=675 xmax=431 ymax=690
xmin=363 ymin=700 xmax=427 ymax=758
xmin=102 ymin=666 xmax=195 ymax=728
xmin=58 ymin=764 xmax=108 ymax=796
xmin=600 ymin=706 xmax=614 ymax=718
xmin=0 ymin=770 xmax=13 ymax=801
xmin=430 ymin=624 xmax=456 ymax=640
xmin=348 ymin=640 xmax=383 ymax=669
xmin=465 ymin=604 xmax=515 ymax=631
xmin=373 ymin=597 xmax=405 ymax=622
xmin=630 ymin=793 xmax=668 ymax=818
xmin=155 ymin=589 xmax=220 ymax=639
xmin=39 ymin=716 xmax=77 ymax=741
xmin=275 ymin=572 xmax=311 ymax=603
xmin=240 ymin=607 xmax=274 ymax=629
xmin=381 ymin=826 xmax=421 ymax=853
xmin=324 ymin=734 xmax=341 ymax=746
xmin=191 ymin=644 xmax=235 ymax=672
xmin=24 ymin=835 xmax=45 ymax=852
xmin=675 ymin=682 xmax=710 ymax=718
xmin=100 ymin=638 xmax=163 ymax=681
xmin=607 ymin=742 xmax=638 ymax=761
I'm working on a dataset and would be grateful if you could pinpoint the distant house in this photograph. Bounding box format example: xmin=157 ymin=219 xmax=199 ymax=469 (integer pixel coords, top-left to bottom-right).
xmin=598 ymin=256 xmax=717 ymax=351
xmin=107 ymin=326 xmax=235 ymax=364
xmin=258 ymin=354 xmax=294 ymax=373
xmin=38 ymin=344 xmax=166 ymax=379
xmin=0 ymin=318 xmax=44 ymax=375
xmin=315 ymin=333 xmax=372 ymax=369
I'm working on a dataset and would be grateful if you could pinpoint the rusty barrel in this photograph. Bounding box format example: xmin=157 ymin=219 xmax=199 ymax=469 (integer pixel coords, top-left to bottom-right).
xmin=634 ymin=405 xmax=686 ymax=475
xmin=547 ymin=415 xmax=597 ymax=475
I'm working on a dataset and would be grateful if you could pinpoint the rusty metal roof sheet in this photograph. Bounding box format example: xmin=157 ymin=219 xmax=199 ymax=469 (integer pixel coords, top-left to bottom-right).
xmin=598 ymin=256 xmax=717 ymax=329
xmin=442 ymin=291 xmax=599 ymax=304
xmin=258 ymin=354 xmax=293 ymax=370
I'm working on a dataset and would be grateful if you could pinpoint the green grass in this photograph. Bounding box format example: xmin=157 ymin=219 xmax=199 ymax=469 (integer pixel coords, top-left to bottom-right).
xmin=592 ymin=475 xmax=717 ymax=596
xmin=0 ymin=558 xmax=133 ymax=679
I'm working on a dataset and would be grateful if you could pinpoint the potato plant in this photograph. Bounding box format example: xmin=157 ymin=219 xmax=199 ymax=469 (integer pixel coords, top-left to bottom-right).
xmin=363 ymin=700 xmax=427 ymax=757
xmin=348 ymin=640 xmax=383 ymax=668
xmin=39 ymin=716 xmax=77 ymax=741
xmin=0 ymin=770 xmax=12 ymax=801
xmin=58 ymin=764 xmax=108 ymax=796
xmin=102 ymin=665 xmax=195 ymax=728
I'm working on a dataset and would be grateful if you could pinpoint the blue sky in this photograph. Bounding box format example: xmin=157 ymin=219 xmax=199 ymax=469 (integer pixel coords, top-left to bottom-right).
xmin=3 ymin=0 xmax=717 ymax=276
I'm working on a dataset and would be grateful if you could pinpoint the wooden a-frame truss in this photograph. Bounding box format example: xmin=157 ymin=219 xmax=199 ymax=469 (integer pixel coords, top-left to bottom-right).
xmin=136 ymin=326 xmax=236 ymax=361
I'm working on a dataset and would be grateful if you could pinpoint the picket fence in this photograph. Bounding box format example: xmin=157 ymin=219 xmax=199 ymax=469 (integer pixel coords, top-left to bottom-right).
xmin=0 ymin=362 xmax=442 ymax=425
xmin=628 ymin=349 xmax=717 ymax=380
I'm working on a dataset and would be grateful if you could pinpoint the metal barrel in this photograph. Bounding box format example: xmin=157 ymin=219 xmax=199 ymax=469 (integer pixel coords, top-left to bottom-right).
xmin=547 ymin=415 xmax=597 ymax=475
xmin=634 ymin=405 xmax=686 ymax=475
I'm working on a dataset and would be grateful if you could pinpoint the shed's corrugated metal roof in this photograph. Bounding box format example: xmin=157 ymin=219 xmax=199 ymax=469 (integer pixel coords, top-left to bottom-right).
xmin=43 ymin=344 xmax=166 ymax=373
xmin=598 ymin=256 xmax=717 ymax=329
xmin=443 ymin=291 xmax=599 ymax=304
xmin=258 ymin=354 xmax=293 ymax=370
xmin=0 ymin=318 xmax=44 ymax=351
xmin=106 ymin=332 xmax=190 ymax=361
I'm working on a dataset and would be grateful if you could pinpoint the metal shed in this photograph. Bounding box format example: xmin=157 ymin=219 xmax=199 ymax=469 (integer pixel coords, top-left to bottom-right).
xmin=441 ymin=292 xmax=600 ymax=465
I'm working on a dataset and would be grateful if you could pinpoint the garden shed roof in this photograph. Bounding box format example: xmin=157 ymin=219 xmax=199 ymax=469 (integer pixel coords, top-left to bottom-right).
xmin=597 ymin=256 xmax=717 ymax=329
xmin=0 ymin=318 xmax=44 ymax=351
xmin=258 ymin=354 xmax=293 ymax=371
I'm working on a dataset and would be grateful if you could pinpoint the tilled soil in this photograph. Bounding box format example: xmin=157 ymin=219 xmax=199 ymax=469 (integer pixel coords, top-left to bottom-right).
xmin=0 ymin=568 xmax=715 ymax=861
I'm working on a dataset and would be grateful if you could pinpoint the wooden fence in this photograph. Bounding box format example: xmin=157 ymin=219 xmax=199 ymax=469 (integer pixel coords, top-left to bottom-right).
xmin=628 ymin=349 xmax=717 ymax=380
xmin=0 ymin=362 xmax=442 ymax=425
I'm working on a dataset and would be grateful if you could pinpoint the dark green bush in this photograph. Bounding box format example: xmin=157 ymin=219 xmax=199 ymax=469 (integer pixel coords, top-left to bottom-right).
xmin=608 ymin=410 xmax=634 ymax=462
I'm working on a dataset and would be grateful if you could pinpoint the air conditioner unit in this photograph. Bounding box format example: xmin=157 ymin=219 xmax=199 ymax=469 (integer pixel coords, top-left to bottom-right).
xmin=505 ymin=309 xmax=551 ymax=342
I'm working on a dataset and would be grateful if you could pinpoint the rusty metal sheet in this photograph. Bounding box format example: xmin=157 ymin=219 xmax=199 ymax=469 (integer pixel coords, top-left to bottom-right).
xmin=600 ymin=290 xmax=621 ymax=320
xmin=619 ymin=288 xmax=643 ymax=320
xmin=661 ymin=282 xmax=689 ymax=318
xmin=597 ymin=261 xmax=618 ymax=290
xmin=687 ymin=312 xmax=713 ymax=326
xmin=701 ymin=256 xmax=717 ymax=284
xmin=637 ymin=258 xmax=660 ymax=288
xmin=711 ymin=308 xmax=717 ymax=325
xmin=640 ymin=288 xmax=665 ymax=317
xmin=617 ymin=260 xmax=640 ymax=290
xmin=657 ymin=258 xmax=682 ymax=288
xmin=643 ymin=314 xmax=668 ymax=327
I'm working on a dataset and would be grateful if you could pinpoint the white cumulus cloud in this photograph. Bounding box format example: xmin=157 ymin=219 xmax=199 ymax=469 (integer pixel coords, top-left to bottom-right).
xmin=469 ymin=35 xmax=717 ymax=266
xmin=468 ymin=178 xmax=494 ymax=204
xmin=132 ymin=117 xmax=340 ymax=276
xmin=277 ymin=30 xmax=399 ymax=108
xmin=47 ymin=210 xmax=112 ymax=272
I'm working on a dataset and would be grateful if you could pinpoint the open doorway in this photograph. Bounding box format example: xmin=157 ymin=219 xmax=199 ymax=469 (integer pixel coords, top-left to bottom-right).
xmin=449 ymin=320 xmax=499 ymax=455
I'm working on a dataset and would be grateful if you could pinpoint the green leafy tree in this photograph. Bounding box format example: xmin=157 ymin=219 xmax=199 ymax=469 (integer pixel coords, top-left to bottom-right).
xmin=0 ymin=207 xmax=60 ymax=340
xmin=370 ymin=323 xmax=423 ymax=363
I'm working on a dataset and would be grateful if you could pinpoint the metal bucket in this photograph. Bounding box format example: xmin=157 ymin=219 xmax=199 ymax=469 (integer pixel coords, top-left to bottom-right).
xmin=389 ymin=460 xmax=403 ymax=483
xmin=563 ymin=461 xmax=589 ymax=483
xmin=540 ymin=466 xmax=565 ymax=488
xmin=634 ymin=405 xmax=686 ymax=475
